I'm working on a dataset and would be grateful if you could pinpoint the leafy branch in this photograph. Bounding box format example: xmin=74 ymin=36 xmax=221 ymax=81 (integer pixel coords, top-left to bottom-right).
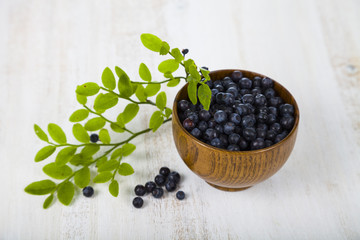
xmin=25 ymin=33 xmax=212 ymax=209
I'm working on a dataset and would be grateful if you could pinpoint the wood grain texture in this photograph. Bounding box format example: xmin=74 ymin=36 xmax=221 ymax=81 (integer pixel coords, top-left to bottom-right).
xmin=172 ymin=69 xmax=299 ymax=190
xmin=1 ymin=0 xmax=360 ymax=239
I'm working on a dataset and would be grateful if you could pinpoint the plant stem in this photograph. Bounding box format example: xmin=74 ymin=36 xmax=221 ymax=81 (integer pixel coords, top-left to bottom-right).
xmin=130 ymin=77 xmax=185 ymax=85
xmin=168 ymin=51 xmax=185 ymax=67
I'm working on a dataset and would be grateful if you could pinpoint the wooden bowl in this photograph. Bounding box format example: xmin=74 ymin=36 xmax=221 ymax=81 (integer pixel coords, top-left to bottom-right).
xmin=172 ymin=69 xmax=300 ymax=191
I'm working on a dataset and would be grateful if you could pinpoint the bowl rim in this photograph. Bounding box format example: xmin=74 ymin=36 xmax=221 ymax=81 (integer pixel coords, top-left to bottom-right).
xmin=172 ymin=69 xmax=300 ymax=154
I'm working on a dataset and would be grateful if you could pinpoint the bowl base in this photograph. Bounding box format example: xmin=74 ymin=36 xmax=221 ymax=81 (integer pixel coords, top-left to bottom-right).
xmin=206 ymin=182 xmax=251 ymax=192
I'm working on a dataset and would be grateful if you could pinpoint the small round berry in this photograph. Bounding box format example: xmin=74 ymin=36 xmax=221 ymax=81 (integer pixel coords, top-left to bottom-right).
xmin=208 ymin=119 xmax=217 ymax=128
xmin=254 ymin=94 xmax=267 ymax=106
xmin=190 ymin=128 xmax=201 ymax=139
xmin=82 ymin=186 xmax=94 ymax=197
xmin=176 ymin=191 xmax=186 ymax=200
xmin=155 ymin=175 xmax=166 ymax=186
xmin=214 ymin=124 xmax=224 ymax=134
xmin=182 ymin=49 xmax=189 ymax=55
xmin=245 ymin=103 xmax=256 ymax=114
xmin=178 ymin=100 xmax=190 ymax=112
xmin=224 ymin=122 xmax=236 ymax=135
xmin=256 ymin=128 xmax=267 ymax=139
xmin=253 ymin=76 xmax=262 ymax=87
xmin=241 ymin=115 xmax=256 ymax=128
xmin=240 ymin=89 xmax=251 ymax=95
xmin=242 ymin=94 xmax=254 ymax=104
xmin=198 ymin=121 xmax=208 ymax=132
xmin=219 ymin=134 xmax=229 ymax=147
xmin=269 ymin=97 xmax=283 ymax=107
xmin=266 ymin=130 xmax=277 ymax=141
xmin=274 ymin=132 xmax=288 ymax=143
xmin=203 ymin=128 xmax=218 ymax=141
xmin=227 ymin=144 xmax=240 ymax=151
xmin=226 ymin=87 xmax=239 ymax=97
xmin=280 ymin=115 xmax=295 ymax=130
xmin=132 ymin=197 xmax=144 ymax=208
xmin=198 ymin=109 xmax=211 ymax=121
xmin=168 ymin=171 xmax=181 ymax=184
xmin=261 ymin=77 xmax=274 ymax=89
xmin=256 ymin=112 xmax=268 ymax=123
xmin=184 ymin=109 xmax=195 ymax=118
xmin=264 ymin=88 xmax=276 ymax=99
xmin=264 ymin=139 xmax=273 ymax=147
xmin=231 ymin=71 xmax=243 ymax=82
xmin=159 ymin=167 xmax=170 ymax=177
xmin=239 ymin=77 xmax=252 ymax=89
xmin=268 ymin=106 xmax=278 ymax=116
xmin=251 ymin=138 xmax=265 ymax=150
xmin=165 ymin=180 xmax=177 ymax=192
xmin=145 ymin=181 xmax=156 ymax=193
xmin=210 ymin=138 xmax=222 ymax=148
xmin=238 ymin=136 xmax=249 ymax=150
xmin=243 ymin=127 xmax=257 ymax=141
xmin=251 ymin=87 xmax=262 ymax=96
xmin=234 ymin=104 xmax=249 ymax=116
xmin=187 ymin=113 xmax=199 ymax=124
xmin=279 ymin=104 xmax=295 ymax=116
xmin=214 ymin=110 xmax=227 ymax=124
xmin=90 ymin=134 xmax=99 ymax=143
xmin=183 ymin=118 xmax=195 ymax=131
xmin=152 ymin=187 xmax=164 ymax=198
xmin=267 ymin=114 xmax=277 ymax=125
xmin=270 ymin=122 xmax=282 ymax=134
xmin=229 ymin=113 xmax=241 ymax=125
xmin=257 ymin=123 xmax=268 ymax=131
xmin=228 ymin=133 xmax=241 ymax=144
xmin=134 ymin=185 xmax=146 ymax=196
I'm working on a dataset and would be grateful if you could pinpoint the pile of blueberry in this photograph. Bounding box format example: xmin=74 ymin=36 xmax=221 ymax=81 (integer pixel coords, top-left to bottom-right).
xmin=177 ymin=71 xmax=295 ymax=151
xmin=132 ymin=167 xmax=185 ymax=208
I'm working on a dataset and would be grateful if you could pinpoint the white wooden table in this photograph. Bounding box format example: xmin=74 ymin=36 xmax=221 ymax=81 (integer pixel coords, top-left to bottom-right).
xmin=1 ymin=0 xmax=360 ymax=239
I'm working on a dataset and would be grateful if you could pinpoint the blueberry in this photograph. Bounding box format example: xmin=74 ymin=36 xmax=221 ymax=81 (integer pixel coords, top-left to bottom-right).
xmin=222 ymin=77 xmax=234 ymax=88
xmin=133 ymin=197 xmax=144 ymax=208
xmin=182 ymin=49 xmax=189 ymax=55
xmin=199 ymin=109 xmax=211 ymax=121
xmin=274 ymin=131 xmax=288 ymax=143
xmin=239 ymin=77 xmax=252 ymax=89
xmin=206 ymin=80 xmax=213 ymax=89
xmin=214 ymin=124 xmax=224 ymax=134
xmin=256 ymin=112 xmax=268 ymax=123
xmin=250 ymin=138 xmax=265 ymax=150
xmin=213 ymin=80 xmax=223 ymax=87
xmin=231 ymin=71 xmax=243 ymax=82
xmin=257 ymin=123 xmax=268 ymax=131
xmin=241 ymin=115 xmax=256 ymax=128
xmin=176 ymin=191 xmax=186 ymax=200
xmin=267 ymin=114 xmax=277 ymax=125
xmin=145 ymin=181 xmax=156 ymax=193
xmin=201 ymin=66 xmax=209 ymax=70
xmin=243 ymin=127 xmax=257 ymax=141
xmin=264 ymin=88 xmax=276 ymax=99
xmin=198 ymin=121 xmax=208 ymax=132
xmin=178 ymin=112 xmax=186 ymax=122
xmin=210 ymin=138 xmax=222 ymax=147
xmin=82 ymin=186 xmax=94 ymax=197
xmin=214 ymin=110 xmax=227 ymax=123
xmin=217 ymin=93 xmax=234 ymax=105
xmin=226 ymin=87 xmax=239 ymax=97
xmin=266 ymin=130 xmax=277 ymax=141
xmin=251 ymin=87 xmax=262 ymax=96
xmin=227 ymin=144 xmax=240 ymax=151
xmin=219 ymin=134 xmax=229 ymax=147
xmin=264 ymin=139 xmax=273 ymax=147
xmin=280 ymin=115 xmax=295 ymax=130
xmin=228 ymin=133 xmax=241 ymax=144
xmin=208 ymin=119 xmax=217 ymax=128
xmin=261 ymin=77 xmax=274 ymax=89
xmin=254 ymin=94 xmax=267 ymax=106
xmin=214 ymin=85 xmax=224 ymax=92
xmin=154 ymin=175 xmax=166 ymax=186
xmin=279 ymin=104 xmax=295 ymax=116
xmin=229 ymin=113 xmax=241 ymax=125
xmin=234 ymin=104 xmax=249 ymax=116
xmin=253 ymin=76 xmax=262 ymax=87
xmin=256 ymin=128 xmax=267 ymax=139
xmin=268 ymin=106 xmax=278 ymax=116
xmin=270 ymin=122 xmax=282 ymax=133
xmin=183 ymin=118 xmax=195 ymax=131
xmin=203 ymin=128 xmax=218 ymax=141
xmin=90 ymin=134 xmax=99 ymax=143
xmin=257 ymin=106 xmax=268 ymax=114
xmin=184 ymin=109 xmax=195 ymax=118
xmin=244 ymin=103 xmax=256 ymax=114
xmin=168 ymin=171 xmax=181 ymax=184
xmin=224 ymin=122 xmax=236 ymax=135
xmin=242 ymin=94 xmax=254 ymax=104
xmin=190 ymin=128 xmax=201 ymax=138
xmin=187 ymin=113 xmax=199 ymax=124
xmin=165 ymin=180 xmax=177 ymax=192
xmin=178 ymin=100 xmax=190 ymax=112
xmin=159 ymin=167 xmax=170 ymax=177
xmin=211 ymin=88 xmax=219 ymax=99
xmin=152 ymin=187 xmax=164 ymax=198
xmin=134 ymin=185 xmax=146 ymax=196
xmin=269 ymin=97 xmax=283 ymax=107
xmin=234 ymin=126 xmax=242 ymax=134
xmin=224 ymin=106 xmax=234 ymax=115
xmin=239 ymin=89 xmax=251 ymax=95
xmin=226 ymin=83 xmax=238 ymax=90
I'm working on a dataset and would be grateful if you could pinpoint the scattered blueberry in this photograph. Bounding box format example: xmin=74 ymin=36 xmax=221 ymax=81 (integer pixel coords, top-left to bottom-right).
xmin=152 ymin=187 xmax=164 ymax=198
xmin=165 ymin=180 xmax=177 ymax=192
xmin=159 ymin=167 xmax=170 ymax=177
xmin=176 ymin=191 xmax=185 ymax=200
xmin=168 ymin=171 xmax=181 ymax=184
xmin=133 ymin=197 xmax=143 ymax=208
xmin=154 ymin=175 xmax=166 ymax=186
xmin=90 ymin=134 xmax=99 ymax=143
xmin=134 ymin=185 xmax=146 ymax=196
xmin=182 ymin=49 xmax=189 ymax=55
xmin=82 ymin=186 xmax=94 ymax=197
xmin=145 ymin=181 xmax=156 ymax=193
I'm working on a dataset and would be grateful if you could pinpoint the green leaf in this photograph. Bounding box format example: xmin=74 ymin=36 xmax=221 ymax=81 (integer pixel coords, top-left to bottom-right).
xmin=110 ymin=123 xmax=125 ymax=133
xmin=171 ymin=48 xmax=184 ymax=62
xmin=96 ymin=156 xmax=108 ymax=168
xmin=200 ymin=68 xmax=210 ymax=81
xmin=117 ymin=103 xmax=139 ymax=124
xmin=159 ymin=41 xmax=170 ymax=55
xmin=139 ymin=63 xmax=152 ymax=82
xmin=167 ymin=78 xmax=180 ymax=87
xmin=24 ymin=180 xmax=56 ymax=195
xmin=69 ymin=153 xmax=92 ymax=166
xmin=93 ymin=171 xmax=112 ymax=183
xmin=72 ymin=123 xmax=90 ymax=143
xmin=198 ymin=84 xmax=212 ymax=111
xmin=165 ymin=108 xmax=172 ymax=118
xmin=69 ymin=109 xmax=89 ymax=122
xmin=135 ymin=84 xmax=147 ymax=102
xmin=111 ymin=148 xmax=123 ymax=159
xmin=140 ymin=33 xmax=163 ymax=52
xmin=189 ymin=65 xmax=201 ymax=81
xmin=74 ymin=167 xmax=90 ymax=188
xmin=57 ymin=181 xmax=74 ymax=206
xmin=48 ymin=123 xmax=67 ymax=144
xmin=94 ymin=93 xmax=119 ymax=112
xmin=122 ymin=143 xmax=136 ymax=156
xmin=43 ymin=162 xmax=73 ymax=180
xmin=76 ymin=94 xmax=87 ymax=105
xmin=144 ymin=83 xmax=161 ymax=97
xmin=35 ymin=146 xmax=56 ymax=162
xmin=81 ymin=145 xmax=100 ymax=157
xmin=109 ymin=180 xmax=119 ymax=197
xmin=156 ymin=91 xmax=167 ymax=110
xmin=76 ymin=82 xmax=100 ymax=96
xmin=188 ymin=79 xmax=198 ymax=105
xmin=34 ymin=124 xmax=48 ymax=142
xmin=98 ymin=159 xmax=118 ymax=172
xmin=99 ymin=129 xmax=111 ymax=144
xmin=118 ymin=163 xmax=134 ymax=176
xmin=184 ymin=59 xmax=195 ymax=72
xmin=84 ymin=117 xmax=106 ymax=131
xmin=149 ymin=111 xmax=164 ymax=132
xmin=102 ymin=67 xmax=116 ymax=90
xmin=116 ymin=66 xmax=133 ymax=98
xmin=158 ymin=59 xmax=179 ymax=74
xmin=164 ymin=73 xmax=174 ymax=79
xmin=55 ymin=147 xmax=77 ymax=166
xmin=43 ymin=194 xmax=54 ymax=209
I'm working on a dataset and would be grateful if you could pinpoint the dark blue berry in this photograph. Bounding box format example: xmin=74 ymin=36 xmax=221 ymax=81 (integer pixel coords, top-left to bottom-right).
xmin=152 ymin=187 xmax=164 ymax=198
xmin=261 ymin=77 xmax=273 ymax=89
xmin=208 ymin=119 xmax=217 ymax=128
xmin=264 ymin=88 xmax=276 ymax=98
xmin=257 ymin=123 xmax=268 ymax=131
xmin=251 ymin=87 xmax=262 ymax=96
xmin=251 ymin=138 xmax=265 ymax=150
xmin=274 ymin=131 xmax=288 ymax=143
xmin=184 ymin=109 xmax=195 ymax=118
xmin=266 ymin=130 xmax=277 ymax=141
xmin=256 ymin=128 xmax=267 ymax=139
xmin=228 ymin=133 xmax=241 ymax=144
xmin=234 ymin=126 xmax=242 ymax=134
xmin=219 ymin=134 xmax=229 ymax=147
xmin=176 ymin=191 xmax=185 ymax=200
xmin=243 ymin=127 xmax=257 ymax=141
xmin=190 ymin=128 xmax=201 ymax=138
xmin=203 ymin=128 xmax=218 ymax=141
xmin=264 ymin=139 xmax=273 ymax=147
xmin=159 ymin=167 xmax=170 ymax=177
xmin=182 ymin=49 xmax=189 ymax=55
xmin=133 ymin=197 xmax=144 ymax=208
xmin=214 ymin=124 xmax=224 ymax=134
xmin=210 ymin=138 xmax=222 ymax=147
xmin=270 ymin=122 xmax=282 ymax=133
xmin=242 ymin=94 xmax=254 ymax=104
xmin=134 ymin=185 xmax=146 ymax=196
xmin=145 ymin=181 xmax=156 ymax=193
xmin=267 ymin=114 xmax=277 ymax=125
xmin=239 ymin=77 xmax=252 ymax=89
xmin=90 ymin=134 xmax=99 ymax=143
xmin=206 ymin=80 xmax=213 ymax=89
xmin=238 ymin=136 xmax=249 ymax=150
xmin=241 ymin=115 xmax=256 ymax=128
xmin=229 ymin=113 xmax=241 ymax=125
xmin=254 ymin=94 xmax=267 ymax=106
xmin=256 ymin=112 xmax=268 ymax=123
xmin=198 ymin=121 xmax=208 ymax=132
xmin=183 ymin=118 xmax=195 ymax=131
xmin=214 ymin=110 xmax=227 ymax=123
xmin=165 ymin=180 xmax=177 ymax=192
xmin=214 ymin=85 xmax=224 ymax=92
xmin=234 ymin=104 xmax=249 ymax=116
xmin=187 ymin=113 xmax=199 ymax=124
xmin=222 ymin=77 xmax=233 ymax=88
xmin=231 ymin=71 xmax=243 ymax=82
xmin=201 ymin=66 xmax=209 ymax=70
xmin=155 ymin=175 xmax=166 ymax=186
xmin=245 ymin=103 xmax=256 ymax=114
xmin=253 ymin=76 xmax=262 ymax=87
xmin=280 ymin=115 xmax=295 ymax=130
xmin=268 ymin=106 xmax=278 ymax=116
xmin=178 ymin=100 xmax=190 ymax=112
xmin=227 ymin=144 xmax=240 ymax=151
xmin=239 ymin=89 xmax=251 ymax=95
xmin=269 ymin=97 xmax=283 ymax=107
xmin=279 ymin=104 xmax=295 ymax=116
xmin=82 ymin=186 xmax=94 ymax=197
xmin=224 ymin=122 xmax=236 ymax=135
xmin=168 ymin=171 xmax=181 ymax=184
xmin=199 ymin=109 xmax=211 ymax=121
xmin=226 ymin=87 xmax=239 ymax=97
